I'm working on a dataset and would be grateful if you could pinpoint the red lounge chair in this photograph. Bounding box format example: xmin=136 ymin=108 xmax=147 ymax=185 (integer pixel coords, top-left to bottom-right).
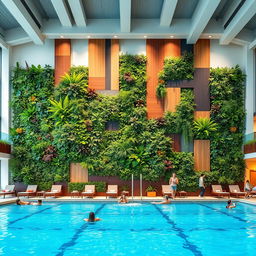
xmin=106 ymin=185 xmax=118 ymax=198
xmin=162 ymin=185 xmax=172 ymax=197
xmin=211 ymin=185 xmax=230 ymax=198
xmin=17 ymin=185 xmax=37 ymax=198
xmin=44 ymin=185 xmax=62 ymax=198
xmin=81 ymin=185 xmax=95 ymax=198
xmin=228 ymin=185 xmax=246 ymax=198
xmin=0 ymin=185 xmax=16 ymax=198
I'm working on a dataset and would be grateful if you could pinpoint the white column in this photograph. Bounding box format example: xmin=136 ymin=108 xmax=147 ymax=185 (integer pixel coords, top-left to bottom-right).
xmin=244 ymin=44 xmax=255 ymax=135
xmin=1 ymin=47 xmax=10 ymax=188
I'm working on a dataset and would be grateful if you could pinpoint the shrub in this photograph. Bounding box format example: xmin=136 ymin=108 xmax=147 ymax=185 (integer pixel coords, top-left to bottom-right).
xmin=68 ymin=182 xmax=107 ymax=192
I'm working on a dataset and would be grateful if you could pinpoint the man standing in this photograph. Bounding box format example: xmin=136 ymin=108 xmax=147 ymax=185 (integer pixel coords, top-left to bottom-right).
xmin=169 ymin=173 xmax=179 ymax=199
xmin=199 ymin=174 xmax=205 ymax=197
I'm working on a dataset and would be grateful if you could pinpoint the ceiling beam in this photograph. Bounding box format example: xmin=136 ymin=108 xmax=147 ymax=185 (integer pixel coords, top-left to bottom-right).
xmin=220 ymin=0 xmax=256 ymax=45
xmin=0 ymin=35 xmax=8 ymax=49
xmin=1 ymin=0 xmax=44 ymax=45
xmin=249 ymin=38 xmax=256 ymax=49
xmin=187 ymin=0 xmax=221 ymax=44
xmin=119 ymin=0 xmax=131 ymax=32
xmin=67 ymin=0 xmax=86 ymax=27
xmin=160 ymin=0 xmax=178 ymax=26
xmin=222 ymin=0 xmax=242 ymax=27
xmin=24 ymin=0 xmax=43 ymax=27
xmin=51 ymin=0 xmax=72 ymax=27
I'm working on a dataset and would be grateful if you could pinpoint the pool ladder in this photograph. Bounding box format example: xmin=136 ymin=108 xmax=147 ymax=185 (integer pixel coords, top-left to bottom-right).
xmin=131 ymin=174 xmax=143 ymax=202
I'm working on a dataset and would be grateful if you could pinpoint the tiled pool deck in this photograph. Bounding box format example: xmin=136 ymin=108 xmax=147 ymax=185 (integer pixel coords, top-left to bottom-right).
xmin=1 ymin=196 xmax=256 ymax=205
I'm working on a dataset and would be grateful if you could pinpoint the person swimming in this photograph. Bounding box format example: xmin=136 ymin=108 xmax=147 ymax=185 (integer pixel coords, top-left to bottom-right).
xmin=16 ymin=199 xmax=42 ymax=205
xmin=84 ymin=212 xmax=101 ymax=222
xmin=151 ymin=195 xmax=171 ymax=205
xmin=226 ymin=200 xmax=236 ymax=209
xmin=118 ymin=192 xmax=128 ymax=204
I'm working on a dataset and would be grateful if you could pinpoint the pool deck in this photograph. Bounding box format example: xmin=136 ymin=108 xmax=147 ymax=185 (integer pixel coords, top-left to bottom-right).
xmin=2 ymin=196 xmax=256 ymax=205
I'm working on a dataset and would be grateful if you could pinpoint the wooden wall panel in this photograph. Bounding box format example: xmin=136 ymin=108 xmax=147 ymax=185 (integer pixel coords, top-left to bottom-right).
xmin=194 ymin=140 xmax=210 ymax=171
xmin=165 ymin=88 xmax=181 ymax=112
xmin=55 ymin=39 xmax=71 ymax=86
xmin=111 ymin=39 xmax=119 ymax=90
xmin=194 ymin=111 xmax=210 ymax=119
xmin=70 ymin=163 xmax=88 ymax=183
xmin=88 ymin=39 xmax=105 ymax=90
xmin=146 ymin=39 xmax=181 ymax=118
xmin=194 ymin=39 xmax=210 ymax=68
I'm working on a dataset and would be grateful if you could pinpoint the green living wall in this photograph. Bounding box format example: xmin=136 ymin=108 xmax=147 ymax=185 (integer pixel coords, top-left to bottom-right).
xmin=10 ymin=56 xmax=245 ymax=191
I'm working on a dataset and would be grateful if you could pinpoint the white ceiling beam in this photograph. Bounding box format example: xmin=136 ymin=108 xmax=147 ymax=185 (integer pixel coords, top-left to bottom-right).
xmin=51 ymin=0 xmax=72 ymax=27
xmin=0 ymin=35 xmax=8 ymax=49
xmin=1 ymin=0 xmax=44 ymax=45
xmin=220 ymin=0 xmax=256 ymax=45
xmin=249 ymin=38 xmax=256 ymax=49
xmin=187 ymin=0 xmax=221 ymax=44
xmin=222 ymin=0 xmax=242 ymax=26
xmin=67 ymin=0 xmax=86 ymax=27
xmin=5 ymin=27 xmax=31 ymax=46
xmin=24 ymin=0 xmax=43 ymax=27
xmin=119 ymin=0 xmax=131 ymax=32
xmin=160 ymin=0 xmax=178 ymax=26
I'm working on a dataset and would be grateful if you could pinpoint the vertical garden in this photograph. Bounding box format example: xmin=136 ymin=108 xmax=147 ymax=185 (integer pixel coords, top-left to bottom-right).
xmin=10 ymin=55 xmax=245 ymax=191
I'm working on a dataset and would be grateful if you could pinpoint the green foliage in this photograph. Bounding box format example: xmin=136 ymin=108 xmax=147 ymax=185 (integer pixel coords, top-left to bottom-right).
xmin=145 ymin=185 xmax=157 ymax=192
xmin=193 ymin=118 xmax=218 ymax=140
xmin=210 ymin=66 xmax=245 ymax=184
xmin=68 ymin=182 xmax=107 ymax=192
xmin=156 ymin=83 xmax=167 ymax=98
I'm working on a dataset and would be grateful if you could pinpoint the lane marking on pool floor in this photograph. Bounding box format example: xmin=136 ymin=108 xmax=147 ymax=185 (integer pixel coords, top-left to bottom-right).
xmin=153 ymin=205 xmax=203 ymax=256
xmin=55 ymin=203 xmax=106 ymax=256
xmin=9 ymin=203 xmax=62 ymax=225
xmin=197 ymin=203 xmax=247 ymax=223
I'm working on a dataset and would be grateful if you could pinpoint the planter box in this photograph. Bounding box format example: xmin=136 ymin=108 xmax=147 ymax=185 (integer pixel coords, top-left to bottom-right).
xmin=244 ymin=143 xmax=256 ymax=154
xmin=0 ymin=143 xmax=11 ymax=154
xmin=147 ymin=191 xmax=157 ymax=197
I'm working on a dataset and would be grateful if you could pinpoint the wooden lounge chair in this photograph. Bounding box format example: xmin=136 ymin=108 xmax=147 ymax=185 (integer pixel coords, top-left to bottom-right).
xmin=106 ymin=185 xmax=118 ymax=198
xmin=0 ymin=185 xmax=16 ymax=198
xmin=228 ymin=185 xmax=246 ymax=198
xmin=44 ymin=185 xmax=62 ymax=198
xmin=211 ymin=185 xmax=230 ymax=198
xmin=162 ymin=185 xmax=172 ymax=197
xmin=17 ymin=185 xmax=37 ymax=198
xmin=81 ymin=185 xmax=95 ymax=198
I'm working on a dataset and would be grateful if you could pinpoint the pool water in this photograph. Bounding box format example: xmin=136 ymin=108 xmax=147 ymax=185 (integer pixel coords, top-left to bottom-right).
xmin=0 ymin=202 xmax=256 ymax=256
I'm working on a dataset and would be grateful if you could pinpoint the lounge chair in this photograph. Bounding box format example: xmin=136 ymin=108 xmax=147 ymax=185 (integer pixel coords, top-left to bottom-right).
xmin=162 ymin=185 xmax=172 ymax=197
xmin=17 ymin=185 xmax=37 ymax=198
xmin=211 ymin=185 xmax=230 ymax=198
xmin=0 ymin=185 xmax=16 ymax=198
xmin=228 ymin=185 xmax=246 ymax=198
xmin=81 ymin=185 xmax=95 ymax=198
xmin=44 ymin=185 xmax=62 ymax=198
xmin=106 ymin=185 xmax=118 ymax=198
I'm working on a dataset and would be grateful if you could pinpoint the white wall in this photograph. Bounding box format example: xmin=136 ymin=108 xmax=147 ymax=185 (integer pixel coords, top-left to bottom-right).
xmin=11 ymin=39 xmax=54 ymax=68
xmin=71 ymin=39 xmax=88 ymax=66
xmin=120 ymin=39 xmax=146 ymax=55
xmin=210 ymin=39 xmax=245 ymax=70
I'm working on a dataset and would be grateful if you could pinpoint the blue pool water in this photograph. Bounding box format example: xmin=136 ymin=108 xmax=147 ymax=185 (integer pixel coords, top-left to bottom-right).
xmin=0 ymin=202 xmax=256 ymax=256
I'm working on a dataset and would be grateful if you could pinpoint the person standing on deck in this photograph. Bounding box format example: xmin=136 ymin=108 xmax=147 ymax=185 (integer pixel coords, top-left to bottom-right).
xmin=199 ymin=174 xmax=206 ymax=197
xmin=169 ymin=173 xmax=179 ymax=199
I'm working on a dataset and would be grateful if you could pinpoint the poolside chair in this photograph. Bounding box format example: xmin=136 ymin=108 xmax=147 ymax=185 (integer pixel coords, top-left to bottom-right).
xmin=106 ymin=185 xmax=118 ymax=198
xmin=228 ymin=185 xmax=246 ymax=198
xmin=44 ymin=185 xmax=62 ymax=198
xmin=162 ymin=185 xmax=172 ymax=197
xmin=0 ymin=185 xmax=16 ymax=198
xmin=211 ymin=185 xmax=230 ymax=198
xmin=81 ymin=185 xmax=95 ymax=198
xmin=17 ymin=185 xmax=37 ymax=198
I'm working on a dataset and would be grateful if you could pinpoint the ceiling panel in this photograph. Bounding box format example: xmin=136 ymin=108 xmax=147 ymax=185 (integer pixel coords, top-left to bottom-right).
xmin=0 ymin=1 xmax=20 ymax=30
xmin=39 ymin=0 xmax=58 ymax=19
xmin=132 ymin=0 xmax=163 ymax=19
xmin=173 ymin=0 xmax=198 ymax=19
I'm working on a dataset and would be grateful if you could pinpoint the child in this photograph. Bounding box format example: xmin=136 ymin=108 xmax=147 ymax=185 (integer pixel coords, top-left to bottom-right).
xmin=226 ymin=200 xmax=236 ymax=209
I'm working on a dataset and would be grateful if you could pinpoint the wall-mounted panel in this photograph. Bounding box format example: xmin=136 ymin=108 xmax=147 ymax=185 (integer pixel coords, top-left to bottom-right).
xmin=111 ymin=39 xmax=119 ymax=90
xmin=194 ymin=140 xmax=210 ymax=171
xmin=71 ymin=39 xmax=88 ymax=66
xmin=194 ymin=39 xmax=210 ymax=68
xmin=55 ymin=39 xmax=71 ymax=85
xmin=70 ymin=163 xmax=88 ymax=183
xmin=165 ymin=88 xmax=181 ymax=112
xmin=88 ymin=39 xmax=105 ymax=90
xmin=194 ymin=111 xmax=210 ymax=119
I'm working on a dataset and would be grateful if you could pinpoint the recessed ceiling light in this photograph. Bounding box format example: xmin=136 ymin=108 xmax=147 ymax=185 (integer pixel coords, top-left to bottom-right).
xmin=60 ymin=35 xmax=64 ymax=38
xmin=144 ymin=35 xmax=147 ymax=38
xmin=87 ymin=35 xmax=91 ymax=38
xmin=170 ymin=35 xmax=174 ymax=38
xmin=208 ymin=35 xmax=212 ymax=38
xmin=114 ymin=35 xmax=118 ymax=38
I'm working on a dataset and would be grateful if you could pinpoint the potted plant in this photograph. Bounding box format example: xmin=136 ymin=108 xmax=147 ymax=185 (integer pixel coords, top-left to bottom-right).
xmin=145 ymin=185 xmax=157 ymax=197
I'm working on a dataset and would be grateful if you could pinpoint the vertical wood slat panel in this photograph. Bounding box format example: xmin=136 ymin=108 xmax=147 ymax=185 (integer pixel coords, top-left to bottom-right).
xmin=164 ymin=88 xmax=181 ymax=112
xmin=88 ymin=39 xmax=105 ymax=90
xmin=194 ymin=140 xmax=210 ymax=171
xmin=55 ymin=39 xmax=71 ymax=86
xmin=194 ymin=39 xmax=210 ymax=68
xmin=70 ymin=163 xmax=88 ymax=183
xmin=194 ymin=111 xmax=210 ymax=119
xmin=111 ymin=39 xmax=119 ymax=90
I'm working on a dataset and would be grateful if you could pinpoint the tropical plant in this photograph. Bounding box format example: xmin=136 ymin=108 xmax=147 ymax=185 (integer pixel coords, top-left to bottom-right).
xmin=156 ymin=83 xmax=167 ymax=98
xmin=193 ymin=118 xmax=218 ymax=139
xmin=145 ymin=185 xmax=157 ymax=192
